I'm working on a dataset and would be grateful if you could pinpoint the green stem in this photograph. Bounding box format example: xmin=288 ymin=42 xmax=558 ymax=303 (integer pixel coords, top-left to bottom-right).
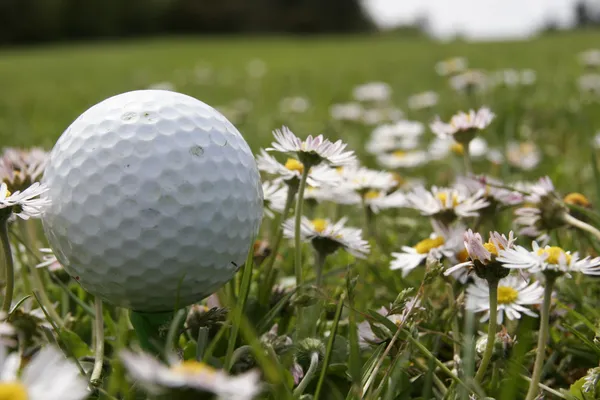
xmin=28 ymin=259 xmax=64 ymax=326
xmin=0 ymin=218 xmax=15 ymax=314
xmin=525 ymin=276 xmax=555 ymax=400
xmin=90 ymin=297 xmax=105 ymax=386
xmin=447 ymin=282 xmax=461 ymax=368
xmin=294 ymin=352 xmax=319 ymax=397
xmin=474 ymin=279 xmax=498 ymax=382
xmin=294 ymin=166 xmax=311 ymax=330
xmin=463 ymin=151 xmax=472 ymax=175
xmin=315 ymin=251 xmax=326 ymax=287
xmin=563 ymin=212 xmax=600 ymax=242
xmin=259 ymin=184 xmax=297 ymax=304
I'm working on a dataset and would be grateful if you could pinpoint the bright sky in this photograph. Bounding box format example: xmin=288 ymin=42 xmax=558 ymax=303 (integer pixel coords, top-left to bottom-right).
xmin=365 ymin=0 xmax=581 ymax=40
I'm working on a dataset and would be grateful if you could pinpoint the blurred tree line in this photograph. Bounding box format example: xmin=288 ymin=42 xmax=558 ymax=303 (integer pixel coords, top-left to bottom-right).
xmin=0 ymin=0 xmax=373 ymax=45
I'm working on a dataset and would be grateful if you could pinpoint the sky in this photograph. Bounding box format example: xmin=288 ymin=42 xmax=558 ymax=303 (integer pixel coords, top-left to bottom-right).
xmin=365 ymin=0 xmax=582 ymax=40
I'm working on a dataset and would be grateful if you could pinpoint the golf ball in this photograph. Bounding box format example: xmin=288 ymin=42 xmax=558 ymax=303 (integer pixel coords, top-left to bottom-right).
xmin=42 ymin=90 xmax=263 ymax=312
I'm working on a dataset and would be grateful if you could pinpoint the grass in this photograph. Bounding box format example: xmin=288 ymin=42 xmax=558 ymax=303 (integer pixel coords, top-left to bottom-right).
xmin=2 ymin=30 xmax=600 ymax=399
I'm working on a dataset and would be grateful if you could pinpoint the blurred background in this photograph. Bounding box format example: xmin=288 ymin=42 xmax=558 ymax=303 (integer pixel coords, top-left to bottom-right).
xmin=1 ymin=0 xmax=599 ymax=44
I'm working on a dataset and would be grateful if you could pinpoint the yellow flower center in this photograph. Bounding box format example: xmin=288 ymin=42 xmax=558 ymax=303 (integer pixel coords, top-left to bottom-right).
xmin=497 ymin=286 xmax=519 ymax=305
xmin=284 ymin=158 xmax=304 ymax=173
xmin=537 ymin=246 xmax=571 ymax=265
xmin=171 ymin=361 xmax=217 ymax=376
xmin=483 ymin=242 xmax=498 ymax=256
xmin=414 ymin=236 xmax=445 ymax=254
xmin=392 ymin=150 xmax=406 ymax=158
xmin=0 ymin=383 xmax=28 ymax=400
xmin=450 ymin=142 xmax=465 ymax=155
xmin=312 ymin=219 xmax=328 ymax=233
xmin=457 ymin=248 xmax=469 ymax=263
xmin=564 ymin=192 xmax=591 ymax=207
xmin=519 ymin=142 xmax=535 ymax=154
xmin=364 ymin=190 xmax=381 ymax=200
xmin=436 ymin=192 xmax=459 ymax=207
xmin=392 ymin=172 xmax=405 ymax=186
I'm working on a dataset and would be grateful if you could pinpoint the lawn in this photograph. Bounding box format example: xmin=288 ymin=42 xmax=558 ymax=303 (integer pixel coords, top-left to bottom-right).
xmin=2 ymin=31 xmax=600 ymax=399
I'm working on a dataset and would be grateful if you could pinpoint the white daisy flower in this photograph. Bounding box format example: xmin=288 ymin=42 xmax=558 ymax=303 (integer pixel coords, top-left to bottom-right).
xmin=408 ymin=91 xmax=439 ymax=110
xmin=435 ymin=57 xmax=468 ymax=76
xmin=376 ymin=150 xmax=429 ymax=169
xmin=430 ymin=107 xmax=495 ymax=143
xmin=428 ymin=137 xmax=488 ymax=160
xmin=520 ymin=69 xmax=537 ymax=86
xmin=147 ymin=81 xmax=175 ymax=91
xmin=514 ymin=176 xmax=564 ymax=243
xmin=246 ymin=58 xmax=267 ymax=78
xmin=262 ymin=181 xmax=288 ymax=218
xmin=257 ymin=150 xmax=341 ymax=187
xmin=445 ymin=229 xmax=515 ymax=276
xmin=506 ymin=141 xmax=541 ymax=171
xmin=338 ymin=167 xmax=397 ymax=194
xmin=121 ymin=351 xmax=260 ymax=400
xmin=363 ymin=190 xmax=407 ymax=213
xmin=405 ymin=186 xmax=489 ymax=222
xmin=357 ymin=303 xmax=418 ymax=347
xmin=486 ymin=148 xmax=505 ymax=165
xmin=497 ymin=242 xmax=600 ymax=276
xmin=0 ymin=346 xmax=88 ymax=400
xmin=578 ymin=73 xmax=600 ymax=95
xmin=0 ymin=182 xmax=50 ymax=220
xmin=0 ymin=147 xmax=48 ymax=191
xmin=449 ymin=70 xmax=488 ymax=93
xmin=579 ymin=49 xmax=600 ymax=69
xmin=366 ymin=121 xmax=423 ymax=154
xmin=466 ymin=275 xmax=544 ymax=323
xmin=279 ymin=96 xmax=310 ymax=114
xmin=329 ymin=102 xmax=363 ymax=121
xmin=267 ymin=126 xmax=356 ymax=167
xmin=390 ymin=223 xmax=465 ymax=277
xmin=352 ymin=82 xmax=391 ymax=103
xmin=283 ymin=217 xmax=370 ymax=258
xmin=361 ymin=107 xmax=404 ymax=125
xmin=35 ymin=248 xmax=63 ymax=271
xmin=594 ymin=131 xmax=600 ymax=149
xmin=456 ymin=175 xmax=524 ymax=206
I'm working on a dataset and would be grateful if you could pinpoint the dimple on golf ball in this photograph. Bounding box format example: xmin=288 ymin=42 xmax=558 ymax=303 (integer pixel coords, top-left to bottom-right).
xmin=42 ymin=90 xmax=263 ymax=312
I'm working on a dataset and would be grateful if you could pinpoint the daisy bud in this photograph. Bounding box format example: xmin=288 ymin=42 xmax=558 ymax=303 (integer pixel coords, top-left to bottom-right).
xmin=475 ymin=328 xmax=514 ymax=361
xmin=296 ymin=338 xmax=325 ymax=371
xmin=185 ymin=305 xmax=228 ymax=339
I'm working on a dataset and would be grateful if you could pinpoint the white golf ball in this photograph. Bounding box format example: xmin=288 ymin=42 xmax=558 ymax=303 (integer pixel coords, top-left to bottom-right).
xmin=42 ymin=90 xmax=263 ymax=312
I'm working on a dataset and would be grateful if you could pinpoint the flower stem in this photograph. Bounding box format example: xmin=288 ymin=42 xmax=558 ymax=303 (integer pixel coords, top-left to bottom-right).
xmin=294 ymin=352 xmax=319 ymax=397
xmin=29 ymin=259 xmax=64 ymax=326
xmin=259 ymin=184 xmax=297 ymax=304
xmin=563 ymin=212 xmax=600 ymax=242
xmin=446 ymin=282 xmax=462 ymax=367
xmin=0 ymin=218 xmax=15 ymax=314
xmin=90 ymin=296 xmax=105 ymax=386
xmin=463 ymin=151 xmax=473 ymax=175
xmin=315 ymin=251 xmax=327 ymax=287
xmin=294 ymin=166 xmax=311 ymax=330
xmin=474 ymin=279 xmax=498 ymax=383
xmin=525 ymin=276 xmax=555 ymax=400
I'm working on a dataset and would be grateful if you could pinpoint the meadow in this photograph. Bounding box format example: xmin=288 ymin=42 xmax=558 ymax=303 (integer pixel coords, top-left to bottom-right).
xmin=1 ymin=30 xmax=600 ymax=399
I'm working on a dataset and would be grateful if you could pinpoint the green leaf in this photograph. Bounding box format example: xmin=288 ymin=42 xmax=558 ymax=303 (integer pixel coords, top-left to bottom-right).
xmin=58 ymin=328 xmax=92 ymax=359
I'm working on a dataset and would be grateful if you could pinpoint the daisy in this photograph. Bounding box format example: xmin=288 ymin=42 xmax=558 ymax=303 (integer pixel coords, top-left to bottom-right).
xmin=358 ymin=298 xmax=422 ymax=346
xmin=428 ymin=137 xmax=488 ymax=160
xmin=449 ymin=70 xmax=488 ymax=93
xmin=466 ymin=275 xmax=544 ymax=323
xmin=514 ymin=176 xmax=566 ymax=243
xmin=35 ymin=248 xmax=63 ymax=271
xmin=361 ymin=107 xmax=404 ymax=125
xmin=578 ymin=73 xmax=600 ymax=95
xmin=594 ymin=131 xmax=600 ymax=149
xmin=246 ymin=58 xmax=267 ymax=78
xmin=338 ymin=166 xmax=397 ymax=195
xmin=404 ymin=186 xmax=489 ymax=223
xmin=283 ymin=216 xmax=370 ymax=258
xmin=267 ymin=126 xmax=356 ymax=168
xmin=563 ymin=192 xmax=591 ymax=208
xmin=362 ymin=190 xmax=407 ymax=213
xmin=147 ymin=81 xmax=175 ymax=91
xmin=366 ymin=122 xmax=423 ymax=154
xmin=430 ymin=107 xmax=495 ymax=145
xmin=279 ymin=96 xmax=310 ymax=114
xmin=445 ymin=229 xmax=515 ymax=277
xmin=435 ymin=57 xmax=468 ymax=76
xmin=579 ymin=49 xmax=600 ymax=69
xmin=506 ymin=141 xmax=541 ymax=170
xmin=497 ymin=242 xmax=600 ymax=276
xmin=0 ymin=182 xmax=50 ymax=220
xmin=390 ymin=223 xmax=465 ymax=277
xmin=262 ymin=181 xmax=289 ymax=218
xmin=456 ymin=175 xmax=524 ymax=207
xmin=0 ymin=147 xmax=48 ymax=192
xmin=408 ymin=91 xmax=439 ymax=110
xmin=0 ymin=346 xmax=88 ymax=400
xmin=520 ymin=69 xmax=537 ymax=86
xmin=376 ymin=150 xmax=429 ymax=169
xmin=257 ymin=150 xmax=341 ymax=187
xmin=329 ymin=102 xmax=363 ymax=121
xmin=352 ymin=82 xmax=391 ymax=103
xmin=121 ymin=351 xmax=260 ymax=399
